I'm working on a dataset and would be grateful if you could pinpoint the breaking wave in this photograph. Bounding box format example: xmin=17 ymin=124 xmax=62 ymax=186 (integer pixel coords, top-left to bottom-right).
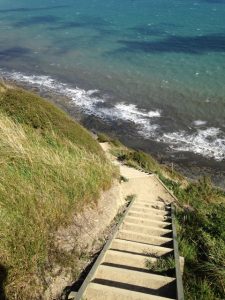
xmin=1 ymin=70 xmax=161 ymax=138
xmin=1 ymin=69 xmax=225 ymax=161
xmin=158 ymin=127 xmax=225 ymax=161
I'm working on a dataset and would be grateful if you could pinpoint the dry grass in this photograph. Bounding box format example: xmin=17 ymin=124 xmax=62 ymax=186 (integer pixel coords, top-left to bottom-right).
xmin=0 ymin=108 xmax=115 ymax=299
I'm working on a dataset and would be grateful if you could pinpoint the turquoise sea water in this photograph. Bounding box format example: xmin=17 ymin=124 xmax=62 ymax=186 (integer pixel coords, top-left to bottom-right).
xmin=1 ymin=0 xmax=225 ymax=167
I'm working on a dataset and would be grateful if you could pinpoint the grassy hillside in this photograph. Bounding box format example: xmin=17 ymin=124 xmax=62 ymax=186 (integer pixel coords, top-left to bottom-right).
xmin=0 ymin=84 xmax=116 ymax=299
xmin=0 ymin=85 xmax=102 ymax=155
xmin=163 ymin=177 xmax=225 ymax=299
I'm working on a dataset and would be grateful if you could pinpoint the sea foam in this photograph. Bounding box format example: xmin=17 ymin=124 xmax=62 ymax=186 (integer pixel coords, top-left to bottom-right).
xmin=1 ymin=69 xmax=160 ymax=137
xmin=158 ymin=127 xmax=225 ymax=161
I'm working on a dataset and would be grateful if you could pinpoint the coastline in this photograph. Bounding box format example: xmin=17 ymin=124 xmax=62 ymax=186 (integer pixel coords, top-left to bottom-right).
xmin=2 ymin=75 xmax=225 ymax=189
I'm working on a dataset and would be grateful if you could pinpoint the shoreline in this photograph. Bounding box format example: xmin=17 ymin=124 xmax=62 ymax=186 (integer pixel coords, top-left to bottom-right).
xmin=2 ymin=76 xmax=225 ymax=189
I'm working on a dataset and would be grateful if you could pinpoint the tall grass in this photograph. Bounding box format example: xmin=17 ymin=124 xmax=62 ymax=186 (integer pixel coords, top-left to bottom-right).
xmin=159 ymin=175 xmax=225 ymax=299
xmin=111 ymin=148 xmax=162 ymax=174
xmin=0 ymin=110 xmax=115 ymax=299
xmin=0 ymin=86 xmax=103 ymax=155
xmin=146 ymin=255 xmax=175 ymax=277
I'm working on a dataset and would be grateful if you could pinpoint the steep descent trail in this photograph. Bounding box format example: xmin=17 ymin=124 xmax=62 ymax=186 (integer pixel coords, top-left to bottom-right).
xmin=70 ymin=143 xmax=184 ymax=300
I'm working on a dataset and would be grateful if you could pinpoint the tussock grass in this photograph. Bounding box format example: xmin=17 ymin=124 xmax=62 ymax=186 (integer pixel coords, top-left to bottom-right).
xmin=146 ymin=255 xmax=175 ymax=276
xmin=161 ymin=176 xmax=225 ymax=299
xmin=111 ymin=148 xmax=161 ymax=173
xmin=97 ymin=132 xmax=123 ymax=147
xmin=0 ymin=86 xmax=116 ymax=299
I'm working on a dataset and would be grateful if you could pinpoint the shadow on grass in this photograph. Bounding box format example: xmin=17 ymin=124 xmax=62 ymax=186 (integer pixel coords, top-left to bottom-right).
xmin=0 ymin=264 xmax=7 ymax=300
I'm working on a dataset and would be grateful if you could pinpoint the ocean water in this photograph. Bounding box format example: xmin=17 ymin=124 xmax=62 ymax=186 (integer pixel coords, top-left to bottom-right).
xmin=1 ymin=0 xmax=225 ymax=171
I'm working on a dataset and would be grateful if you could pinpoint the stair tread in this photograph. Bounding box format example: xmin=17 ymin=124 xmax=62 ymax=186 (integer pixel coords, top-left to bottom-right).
xmin=124 ymin=216 xmax=172 ymax=228
xmin=135 ymin=200 xmax=171 ymax=206
xmin=105 ymin=249 xmax=157 ymax=261
xmin=110 ymin=238 xmax=173 ymax=257
xmin=85 ymin=282 xmax=176 ymax=300
xmin=133 ymin=202 xmax=170 ymax=207
xmin=122 ymin=221 xmax=172 ymax=233
xmin=117 ymin=229 xmax=173 ymax=243
xmin=128 ymin=211 xmax=171 ymax=221
xmin=103 ymin=249 xmax=157 ymax=271
xmin=96 ymin=264 xmax=176 ymax=284
xmin=129 ymin=208 xmax=169 ymax=216
xmin=131 ymin=206 xmax=170 ymax=213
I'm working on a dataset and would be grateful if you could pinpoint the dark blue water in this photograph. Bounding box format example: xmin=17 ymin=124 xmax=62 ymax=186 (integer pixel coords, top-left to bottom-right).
xmin=1 ymin=0 xmax=225 ymax=166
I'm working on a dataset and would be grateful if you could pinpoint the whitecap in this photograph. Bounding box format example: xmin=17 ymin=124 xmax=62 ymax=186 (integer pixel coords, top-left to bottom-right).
xmin=193 ymin=120 xmax=207 ymax=126
xmin=158 ymin=127 xmax=225 ymax=161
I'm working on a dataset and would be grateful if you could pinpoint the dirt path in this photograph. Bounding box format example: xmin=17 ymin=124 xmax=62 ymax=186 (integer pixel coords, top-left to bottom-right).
xmin=100 ymin=142 xmax=175 ymax=205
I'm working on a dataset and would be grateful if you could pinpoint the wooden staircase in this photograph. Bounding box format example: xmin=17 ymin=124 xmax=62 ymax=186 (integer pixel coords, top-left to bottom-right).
xmin=70 ymin=174 xmax=184 ymax=300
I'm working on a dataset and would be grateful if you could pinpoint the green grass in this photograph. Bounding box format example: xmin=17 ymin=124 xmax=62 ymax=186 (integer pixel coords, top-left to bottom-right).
xmin=97 ymin=132 xmax=123 ymax=147
xmin=146 ymin=255 xmax=175 ymax=276
xmin=0 ymin=85 xmax=103 ymax=155
xmin=111 ymin=147 xmax=184 ymax=182
xmin=0 ymin=85 xmax=116 ymax=299
xmin=160 ymin=175 xmax=225 ymax=299
xmin=111 ymin=148 xmax=161 ymax=174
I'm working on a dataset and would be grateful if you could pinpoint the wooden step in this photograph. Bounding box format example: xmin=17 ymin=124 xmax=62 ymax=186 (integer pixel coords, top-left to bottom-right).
xmin=131 ymin=205 xmax=170 ymax=214
xmin=128 ymin=211 xmax=171 ymax=222
xmin=103 ymin=249 xmax=156 ymax=271
xmin=132 ymin=202 xmax=169 ymax=210
xmin=110 ymin=238 xmax=173 ymax=257
xmin=116 ymin=230 xmax=173 ymax=247
xmin=121 ymin=222 xmax=172 ymax=237
xmin=93 ymin=265 xmax=176 ymax=297
xmin=124 ymin=216 xmax=172 ymax=229
xmin=129 ymin=207 xmax=170 ymax=217
xmin=135 ymin=200 xmax=170 ymax=206
xmin=84 ymin=282 xmax=176 ymax=300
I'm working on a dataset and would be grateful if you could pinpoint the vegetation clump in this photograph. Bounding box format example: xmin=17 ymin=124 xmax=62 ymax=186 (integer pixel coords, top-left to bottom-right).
xmin=97 ymin=132 xmax=122 ymax=147
xmin=125 ymin=194 xmax=136 ymax=204
xmin=111 ymin=147 xmax=184 ymax=182
xmin=0 ymin=84 xmax=115 ymax=299
xmin=112 ymin=148 xmax=161 ymax=174
xmin=120 ymin=175 xmax=129 ymax=183
xmin=146 ymin=255 xmax=175 ymax=276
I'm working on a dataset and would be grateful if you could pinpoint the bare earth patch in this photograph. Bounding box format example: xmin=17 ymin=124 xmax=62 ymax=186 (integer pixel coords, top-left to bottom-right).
xmin=44 ymin=180 xmax=123 ymax=299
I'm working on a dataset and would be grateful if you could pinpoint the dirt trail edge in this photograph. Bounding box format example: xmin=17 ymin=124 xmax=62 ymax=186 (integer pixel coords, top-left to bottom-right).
xmin=69 ymin=142 xmax=184 ymax=300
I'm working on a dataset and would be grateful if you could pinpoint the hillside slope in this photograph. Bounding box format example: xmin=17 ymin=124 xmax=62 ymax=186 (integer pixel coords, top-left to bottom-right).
xmin=0 ymin=85 xmax=102 ymax=155
xmin=0 ymin=84 xmax=116 ymax=300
